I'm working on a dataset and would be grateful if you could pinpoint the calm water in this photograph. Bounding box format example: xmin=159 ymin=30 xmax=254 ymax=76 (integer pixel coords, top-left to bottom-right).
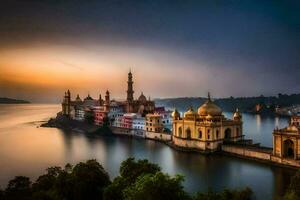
xmin=0 ymin=104 xmax=295 ymax=199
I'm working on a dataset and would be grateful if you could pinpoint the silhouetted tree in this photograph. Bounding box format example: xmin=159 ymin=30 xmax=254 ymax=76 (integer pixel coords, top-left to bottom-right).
xmin=5 ymin=176 xmax=32 ymax=200
xmin=123 ymin=172 xmax=190 ymax=200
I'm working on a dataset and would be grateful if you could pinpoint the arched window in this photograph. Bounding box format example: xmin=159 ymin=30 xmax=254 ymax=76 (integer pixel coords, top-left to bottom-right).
xmin=283 ymin=139 xmax=294 ymax=158
xmin=216 ymin=130 xmax=219 ymax=139
xmin=224 ymin=128 xmax=231 ymax=139
xmin=186 ymin=128 xmax=191 ymax=139
xmin=236 ymin=128 xmax=239 ymax=136
xmin=198 ymin=129 xmax=202 ymax=139
xmin=178 ymin=127 xmax=182 ymax=137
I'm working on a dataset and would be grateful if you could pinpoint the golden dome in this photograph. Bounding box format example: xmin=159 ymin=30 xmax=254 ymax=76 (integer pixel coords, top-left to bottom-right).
xmin=184 ymin=107 xmax=196 ymax=117
xmin=233 ymin=108 xmax=242 ymax=119
xmin=198 ymin=93 xmax=222 ymax=116
xmin=171 ymin=108 xmax=180 ymax=118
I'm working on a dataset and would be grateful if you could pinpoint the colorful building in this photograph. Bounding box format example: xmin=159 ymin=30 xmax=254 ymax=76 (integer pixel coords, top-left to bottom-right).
xmin=93 ymin=106 xmax=108 ymax=126
xmin=155 ymin=107 xmax=172 ymax=131
xmin=145 ymin=113 xmax=164 ymax=133
xmin=172 ymin=93 xmax=243 ymax=152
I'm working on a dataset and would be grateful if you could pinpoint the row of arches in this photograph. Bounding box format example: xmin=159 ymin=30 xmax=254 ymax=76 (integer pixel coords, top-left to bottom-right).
xmin=177 ymin=127 xmax=235 ymax=140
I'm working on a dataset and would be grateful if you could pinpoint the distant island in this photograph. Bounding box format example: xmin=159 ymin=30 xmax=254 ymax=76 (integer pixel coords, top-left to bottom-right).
xmin=155 ymin=93 xmax=300 ymax=116
xmin=0 ymin=97 xmax=30 ymax=104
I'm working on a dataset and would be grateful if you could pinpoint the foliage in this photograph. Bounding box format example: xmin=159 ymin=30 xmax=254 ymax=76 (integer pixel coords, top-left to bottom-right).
xmin=104 ymin=157 xmax=161 ymax=200
xmin=123 ymin=172 xmax=190 ymax=200
xmin=5 ymin=176 xmax=32 ymax=200
xmin=1 ymin=158 xmax=255 ymax=200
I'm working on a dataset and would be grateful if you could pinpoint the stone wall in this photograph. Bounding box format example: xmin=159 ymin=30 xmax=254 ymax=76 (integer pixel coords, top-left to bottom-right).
xmin=145 ymin=131 xmax=171 ymax=141
xmin=222 ymin=144 xmax=300 ymax=168
xmin=110 ymin=127 xmax=145 ymax=138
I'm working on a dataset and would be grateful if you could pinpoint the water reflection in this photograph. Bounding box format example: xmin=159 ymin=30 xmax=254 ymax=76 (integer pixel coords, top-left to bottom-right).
xmin=0 ymin=104 xmax=295 ymax=200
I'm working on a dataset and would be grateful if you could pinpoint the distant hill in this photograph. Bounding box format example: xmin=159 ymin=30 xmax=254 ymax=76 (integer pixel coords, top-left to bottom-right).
xmin=155 ymin=94 xmax=300 ymax=114
xmin=0 ymin=97 xmax=30 ymax=104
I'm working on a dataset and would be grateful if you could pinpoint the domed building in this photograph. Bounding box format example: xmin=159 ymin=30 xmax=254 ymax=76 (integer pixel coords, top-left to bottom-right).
xmin=172 ymin=93 xmax=243 ymax=152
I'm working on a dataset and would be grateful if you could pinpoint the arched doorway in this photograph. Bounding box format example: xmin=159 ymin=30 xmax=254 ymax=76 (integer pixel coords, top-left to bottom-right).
xmin=224 ymin=128 xmax=231 ymax=139
xmin=186 ymin=128 xmax=191 ymax=139
xmin=178 ymin=127 xmax=182 ymax=137
xmin=283 ymin=139 xmax=294 ymax=158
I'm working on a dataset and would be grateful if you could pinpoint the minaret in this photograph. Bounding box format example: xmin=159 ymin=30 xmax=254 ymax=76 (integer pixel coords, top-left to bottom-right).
xmin=62 ymin=90 xmax=71 ymax=116
xmin=105 ymin=90 xmax=110 ymax=111
xmin=127 ymin=70 xmax=134 ymax=102
xmin=99 ymin=94 xmax=103 ymax=106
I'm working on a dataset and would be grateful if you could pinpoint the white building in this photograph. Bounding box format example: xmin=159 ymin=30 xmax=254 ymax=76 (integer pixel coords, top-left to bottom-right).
xmin=132 ymin=116 xmax=145 ymax=130
xmin=74 ymin=106 xmax=85 ymax=121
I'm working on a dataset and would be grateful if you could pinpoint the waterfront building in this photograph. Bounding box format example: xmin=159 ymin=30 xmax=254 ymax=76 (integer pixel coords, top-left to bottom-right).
xmin=74 ymin=105 xmax=85 ymax=121
xmin=93 ymin=106 xmax=108 ymax=126
xmin=62 ymin=90 xmax=109 ymax=118
xmin=155 ymin=107 xmax=172 ymax=131
xmin=112 ymin=115 xmax=124 ymax=128
xmin=132 ymin=116 xmax=145 ymax=130
xmin=121 ymin=113 xmax=137 ymax=129
xmin=273 ymin=115 xmax=300 ymax=159
xmin=172 ymin=93 xmax=243 ymax=152
xmin=108 ymin=100 xmax=124 ymax=119
xmin=145 ymin=113 xmax=164 ymax=133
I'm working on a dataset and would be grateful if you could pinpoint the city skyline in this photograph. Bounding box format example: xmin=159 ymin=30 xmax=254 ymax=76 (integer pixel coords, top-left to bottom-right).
xmin=0 ymin=0 xmax=299 ymax=103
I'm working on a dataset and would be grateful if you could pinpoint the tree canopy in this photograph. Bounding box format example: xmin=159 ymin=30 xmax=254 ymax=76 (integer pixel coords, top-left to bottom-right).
xmin=0 ymin=158 xmax=255 ymax=200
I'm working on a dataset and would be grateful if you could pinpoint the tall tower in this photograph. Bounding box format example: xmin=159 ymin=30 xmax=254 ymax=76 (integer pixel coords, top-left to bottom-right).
xmin=127 ymin=70 xmax=134 ymax=102
xmin=104 ymin=90 xmax=110 ymax=111
xmin=62 ymin=90 xmax=71 ymax=116
xmin=99 ymin=94 xmax=103 ymax=106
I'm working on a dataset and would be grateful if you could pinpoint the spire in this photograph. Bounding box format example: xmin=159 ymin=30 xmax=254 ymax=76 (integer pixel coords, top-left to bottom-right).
xmin=208 ymin=92 xmax=211 ymax=101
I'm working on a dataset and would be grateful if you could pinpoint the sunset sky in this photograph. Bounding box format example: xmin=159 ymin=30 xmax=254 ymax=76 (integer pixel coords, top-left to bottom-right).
xmin=0 ymin=0 xmax=299 ymax=103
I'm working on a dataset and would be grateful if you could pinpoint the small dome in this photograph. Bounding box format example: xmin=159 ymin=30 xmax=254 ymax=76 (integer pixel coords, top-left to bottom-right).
xmin=233 ymin=108 xmax=242 ymax=119
xmin=184 ymin=107 xmax=196 ymax=117
xmin=75 ymin=94 xmax=82 ymax=102
xmin=84 ymin=94 xmax=93 ymax=101
xmin=198 ymin=95 xmax=222 ymax=116
xmin=171 ymin=109 xmax=180 ymax=118
xmin=138 ymin=92 xmax=147 ymax=102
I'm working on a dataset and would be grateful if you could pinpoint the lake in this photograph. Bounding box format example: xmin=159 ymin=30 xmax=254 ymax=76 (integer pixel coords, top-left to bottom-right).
xmin=0 ymin=104 xmax=295 ymax=199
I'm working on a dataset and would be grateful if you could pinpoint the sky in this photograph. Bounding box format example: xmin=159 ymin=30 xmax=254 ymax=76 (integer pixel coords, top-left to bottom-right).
xmin=0 ymin=0 xmax=299 ymax=103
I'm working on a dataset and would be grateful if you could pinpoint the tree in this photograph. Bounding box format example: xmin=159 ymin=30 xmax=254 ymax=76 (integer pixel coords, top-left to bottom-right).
xmin=0 ymin=188 xmax=4 ymax=200
xmin=5 ymin=176 xmax=32 ymax=200
xmin=104 ymin=157 xmax=161 ymax=200
xmin=71 ymin=159 xmax=111 ymax=200
xmin=120 ymin=157 xmax=161 ymax=184
xmin=123 ymin=172 xmax=190 ymax=200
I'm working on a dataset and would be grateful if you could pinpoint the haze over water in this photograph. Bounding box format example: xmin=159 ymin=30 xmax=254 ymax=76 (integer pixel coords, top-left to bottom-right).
xmin=0 ymin=104 xmax=295 ymax=200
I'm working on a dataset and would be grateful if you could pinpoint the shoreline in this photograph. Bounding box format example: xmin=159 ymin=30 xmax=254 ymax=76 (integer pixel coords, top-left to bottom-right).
xmin=41 ymin=114 xmax=300 ymax=170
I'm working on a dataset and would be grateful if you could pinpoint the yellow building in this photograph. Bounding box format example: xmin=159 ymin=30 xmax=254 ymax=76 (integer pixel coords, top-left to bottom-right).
xmin=145 ymin=113 xmax=163 ymax=133
xmin=273 ymin=115 xmax=300 ymax=159
xmin=172 ymin=93 xmax=243 ymax=152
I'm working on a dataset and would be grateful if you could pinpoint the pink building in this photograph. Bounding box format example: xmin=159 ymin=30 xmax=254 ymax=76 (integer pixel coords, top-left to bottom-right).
xmin=121 ymin=113 xmax=138 ymax=129
xmin=93 ymin=106 xmax=108 ymax=126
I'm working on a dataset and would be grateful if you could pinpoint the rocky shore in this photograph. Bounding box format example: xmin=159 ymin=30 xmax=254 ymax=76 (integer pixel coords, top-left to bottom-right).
xmin=41 ymin=112 xmax=102 ymax=134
